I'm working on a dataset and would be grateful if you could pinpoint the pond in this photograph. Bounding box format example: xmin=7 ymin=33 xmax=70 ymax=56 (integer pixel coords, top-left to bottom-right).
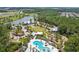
xmin=11 ymin=16 xmax=34 ymax=25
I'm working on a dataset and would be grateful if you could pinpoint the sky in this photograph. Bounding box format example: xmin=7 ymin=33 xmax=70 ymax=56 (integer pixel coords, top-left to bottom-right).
xmin=0 ymin=0 xmax=79 ymax=7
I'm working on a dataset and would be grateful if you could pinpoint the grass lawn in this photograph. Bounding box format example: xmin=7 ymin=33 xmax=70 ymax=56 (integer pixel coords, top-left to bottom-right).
xmin=28 ymin=25 xmax=50 ymax=37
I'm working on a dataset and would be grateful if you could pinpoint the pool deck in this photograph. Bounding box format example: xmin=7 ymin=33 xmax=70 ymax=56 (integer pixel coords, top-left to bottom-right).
xmin=25 ymin=39 xmax=58 ymax=52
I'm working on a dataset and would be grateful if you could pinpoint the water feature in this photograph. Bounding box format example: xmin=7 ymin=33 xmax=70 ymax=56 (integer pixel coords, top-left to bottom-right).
xmin=33 ymin=40 xmax=50 ymax=52
xmin=11 ymin=16 xmax=34 ymax=25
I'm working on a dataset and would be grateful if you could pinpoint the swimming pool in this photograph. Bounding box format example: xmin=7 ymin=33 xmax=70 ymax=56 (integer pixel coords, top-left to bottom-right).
xmin=33 ymin=40 xmax=50 ymax=52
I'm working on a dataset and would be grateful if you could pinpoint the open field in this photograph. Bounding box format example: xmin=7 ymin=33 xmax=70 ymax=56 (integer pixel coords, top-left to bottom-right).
xmin=0 ymin=12 xmax=18 ymax=18
xmin=60 ymin=12 xmax=79 ymax=17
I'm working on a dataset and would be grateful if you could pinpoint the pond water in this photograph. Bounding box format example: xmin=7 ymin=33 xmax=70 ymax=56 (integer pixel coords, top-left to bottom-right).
xmin=11 ymin=16 xmax=34 ymax=25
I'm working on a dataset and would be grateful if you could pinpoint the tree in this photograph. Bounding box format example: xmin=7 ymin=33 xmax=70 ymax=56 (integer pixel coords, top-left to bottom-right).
xmin=19 ymin=37 xmax=30 ymax=46
xmin=64 ymin=34 xmax=79 ymax=52
xmin=0 ymin=24 xmax=10 ymax=51
xmin=0 ymin=24 xmax=21 ymax=52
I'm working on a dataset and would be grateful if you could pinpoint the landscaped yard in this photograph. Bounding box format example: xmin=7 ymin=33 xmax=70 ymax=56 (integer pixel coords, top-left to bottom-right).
xmin=28 ymin=25 xmax=50 ymax=37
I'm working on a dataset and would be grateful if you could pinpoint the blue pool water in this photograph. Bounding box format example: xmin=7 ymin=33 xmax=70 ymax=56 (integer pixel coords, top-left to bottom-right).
xmin=33 ymin=41 xmax=50 ymax=52
xmin=33 ymin=41 xmax=44 ymax=49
